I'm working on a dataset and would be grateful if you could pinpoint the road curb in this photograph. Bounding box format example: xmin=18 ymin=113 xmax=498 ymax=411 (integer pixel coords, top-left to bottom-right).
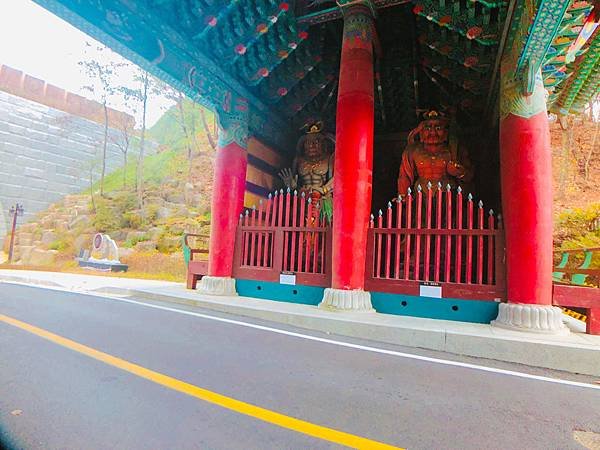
xmin=98 ymin=286 xmax=600 ymax=377
xmin=0 ymin=274 xmax=63 ymax=288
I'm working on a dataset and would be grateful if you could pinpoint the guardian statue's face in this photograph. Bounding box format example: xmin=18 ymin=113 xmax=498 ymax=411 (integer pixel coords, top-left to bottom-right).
xmin=304 ymin=134 xmax=325 ymax=160
xmin=421 ymin=119 xmax=448 ymax=145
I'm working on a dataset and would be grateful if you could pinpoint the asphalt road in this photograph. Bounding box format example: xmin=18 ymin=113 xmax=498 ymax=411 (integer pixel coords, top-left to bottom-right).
xmin=1 ymin=283 xmax=599 ymax=450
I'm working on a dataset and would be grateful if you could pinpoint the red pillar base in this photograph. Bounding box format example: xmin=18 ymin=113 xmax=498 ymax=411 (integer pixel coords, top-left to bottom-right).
xmin=491 ymin=303 xmax=569 ymax=334
xmin=319 ymin=288 xmax=375 ymax=312
xmin=197 ymin=275 xmax=238 ymax=296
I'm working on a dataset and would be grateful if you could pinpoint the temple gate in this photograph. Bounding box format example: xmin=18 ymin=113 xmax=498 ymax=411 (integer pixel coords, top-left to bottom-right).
xmin=31 ymin=0 xmax=600 ymax=333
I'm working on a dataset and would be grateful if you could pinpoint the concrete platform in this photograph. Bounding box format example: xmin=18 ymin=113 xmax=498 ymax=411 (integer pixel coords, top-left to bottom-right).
xmin=1 ymin=269 xmax=599 ymax=376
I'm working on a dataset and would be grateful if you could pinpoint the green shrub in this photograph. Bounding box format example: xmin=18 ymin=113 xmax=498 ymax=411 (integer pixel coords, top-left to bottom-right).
xmin=122 ymin=211 xmax=143 ymax=229
xmin=124 ymin=233 xmax=151 ymax=248
xmin=555 ymin=203 xmax=600 ymax=245
xmin=48 ymin=239 xmax=70 ymax=252
xmin=145 ymin=204 xmax=160 ymax=223
xmin=156 ymin=232 xmax=182 ymax=254
xmin=93 ymin=199 xmax=120 ymax=233
xmin=112 ymin=191 xmax=138 ymax=213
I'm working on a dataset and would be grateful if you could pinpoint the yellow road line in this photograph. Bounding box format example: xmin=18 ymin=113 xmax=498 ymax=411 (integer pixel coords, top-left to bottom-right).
xmin=0 ymin=313 xmax=402 ymax=450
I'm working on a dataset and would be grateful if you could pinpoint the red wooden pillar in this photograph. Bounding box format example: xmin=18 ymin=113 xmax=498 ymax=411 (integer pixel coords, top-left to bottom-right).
xmin=320 ymin=1 xmax=375 ymax=311
xmin=198 ymin=97 xmax=248 ymax=296
xmin=492 ymin=69 xmax=567 ymax=333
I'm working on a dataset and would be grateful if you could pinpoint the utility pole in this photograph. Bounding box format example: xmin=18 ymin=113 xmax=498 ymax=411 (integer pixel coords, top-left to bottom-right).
xmin=7 ymin=203 xmax=24 ymax=264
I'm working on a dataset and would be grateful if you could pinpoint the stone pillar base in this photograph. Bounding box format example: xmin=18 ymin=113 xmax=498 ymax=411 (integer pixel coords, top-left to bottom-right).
xmin=197 ymin=276 xmax=238 ymax=296
xmin=491 ymin=303 xmax=569 ymax=335
xmin=318 ymin=288 xmax=375 ymax=312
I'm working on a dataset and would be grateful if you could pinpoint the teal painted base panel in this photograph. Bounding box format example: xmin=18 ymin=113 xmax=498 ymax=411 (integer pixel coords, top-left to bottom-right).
xmin=235 ymin=279 xmax=499 ymax=324
xmin=236 ymin=279 xmax=325 ymax=305
xmin=371 ymin=291 xmax=499 ymax=324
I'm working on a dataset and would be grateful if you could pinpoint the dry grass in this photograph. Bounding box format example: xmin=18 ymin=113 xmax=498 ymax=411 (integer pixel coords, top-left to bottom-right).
xmin=1 ymin=250 xmax=186 ymax=283
xmin=121 ymin=251 xmax=186 ymax=281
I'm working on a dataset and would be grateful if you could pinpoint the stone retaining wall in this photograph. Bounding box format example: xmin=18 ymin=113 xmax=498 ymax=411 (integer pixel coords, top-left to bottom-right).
xmin=0 ymin=89 xmax=149 ymax=247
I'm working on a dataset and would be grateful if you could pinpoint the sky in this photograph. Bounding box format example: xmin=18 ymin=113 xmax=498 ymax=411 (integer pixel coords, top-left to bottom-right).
xmin=0 ymin=0 xmax=174 ymax=127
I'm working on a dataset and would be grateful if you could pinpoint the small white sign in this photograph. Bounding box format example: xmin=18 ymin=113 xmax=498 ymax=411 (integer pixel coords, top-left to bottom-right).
xmin=419 ymin=284 xmax=442 ymax=298
xmin=280 ymin=273 xmax=296 ymax=285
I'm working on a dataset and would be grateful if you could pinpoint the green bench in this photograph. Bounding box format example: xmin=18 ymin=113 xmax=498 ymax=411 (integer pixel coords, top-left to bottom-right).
xmin=552 ymin=247 xmax=600 ymax=286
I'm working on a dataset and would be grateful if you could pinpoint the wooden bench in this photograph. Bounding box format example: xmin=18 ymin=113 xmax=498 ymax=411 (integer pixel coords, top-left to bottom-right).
xmin=183 ymin=233 xmax=209 ymax=290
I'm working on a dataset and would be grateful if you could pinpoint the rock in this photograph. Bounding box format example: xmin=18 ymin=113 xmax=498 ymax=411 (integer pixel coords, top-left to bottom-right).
xmin=29 ymin=249 xmax=58 ymax=266
xmin=64 ymin=194 xmax=82 ymax=206
xmin=55 ymin=221 xmax=69 ymax=232
xmin=171 ymin=206 xmax=192 ymax=218
xmin=166 ymin=191 xmax=185 ymax=204
xmin=74 ymin=234 xmax=92 ymax=254
xmin=17 ymin=245 xmax=34 ymax=265
xmin=17 ymin=232 xmax=33 ymax=246
xmin=110 ymin=230 xmax=127 ymax=241
xmin=193 ymin=195 xmax=210 ymax=215
xmin=148 ymin=227 xmax=162 ymax=241
xmin=73 ymin=205 xmax=89 ymax=216
xmin=145 ymin=196 xmax=165 ymax=207
xmin=184 ymin=182 xmax=195 ymax=204
xmin=134 ymin=241 xmax=157 ymax=252
xmin=156 ymin=207 xmax=172 ymax=220
xmin=163 ymin=177 xmax=179 ymax=188
xmin=69 ymin=215 xmax=91 ymax=230
xmin=40 ymin=215 xmax=55 ymax=228
xmin=118 ymin=247 xmax=134 ymax=260
xmin=18 ymin=224 xmax=36 ymax=233
xmin=41 ymin=231 xmax=57 ymax=245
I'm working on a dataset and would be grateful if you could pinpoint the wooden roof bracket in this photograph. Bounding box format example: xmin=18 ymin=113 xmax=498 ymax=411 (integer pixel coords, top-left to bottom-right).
xmin=483 ymin=0 xmax=517 ymax=122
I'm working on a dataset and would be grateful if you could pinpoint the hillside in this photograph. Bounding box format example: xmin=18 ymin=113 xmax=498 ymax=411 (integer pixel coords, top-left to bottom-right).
xmin=551 ymin=116 xmax=600 ymax=255
xmin=551 ymin=117 xmax=600 ymax=212
xmin=2 ymin=99 xmax=217 ymax=281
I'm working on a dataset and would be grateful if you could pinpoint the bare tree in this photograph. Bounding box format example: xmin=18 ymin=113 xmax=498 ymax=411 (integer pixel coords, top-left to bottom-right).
xmin=199 ymin=106 xmax=217 ymax=151
xmin=82 ymin=153 xmax=102 ymax=213
xmin=78 ymin=42 xmax=126 ymax=197
xmin=176 ymin=92 xmax=195 ymax=181
xmin=162 ymin=87 xmax=203 ymax=182
xmin=584 ymin=120 xmax=600 ymax=181
xmin=110 ymin=115 xmax=135 ymax=189
xmin=120 ymin=69 xmax=162 ymax=209
xmin=557 ymin=114 xmax=574 ymax=199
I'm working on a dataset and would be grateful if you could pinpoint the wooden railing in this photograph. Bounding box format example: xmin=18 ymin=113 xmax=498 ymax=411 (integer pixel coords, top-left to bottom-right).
xmin=552 ymin=247 xmax=600 ymax=335
xmin=365 ymin=185 xmax=506 ymax=300
xmin=553 ymin=247 xmax=600 ymax=286
xmin=232 ymin=189 xmax=332 ymax=287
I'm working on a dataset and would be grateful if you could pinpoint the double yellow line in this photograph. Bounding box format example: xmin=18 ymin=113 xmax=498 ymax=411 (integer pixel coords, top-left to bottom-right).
xmin=0 ymin=313 xmax=402 ymax=449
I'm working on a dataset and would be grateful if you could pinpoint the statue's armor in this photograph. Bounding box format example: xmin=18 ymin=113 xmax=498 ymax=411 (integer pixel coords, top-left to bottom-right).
xmin=411 ymin=144 xmax=454 ymax=189
xmin=297 ymin=155 xmax=332 ymax=193
xmin=398 ymin=142 xmax=473 ymax=194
